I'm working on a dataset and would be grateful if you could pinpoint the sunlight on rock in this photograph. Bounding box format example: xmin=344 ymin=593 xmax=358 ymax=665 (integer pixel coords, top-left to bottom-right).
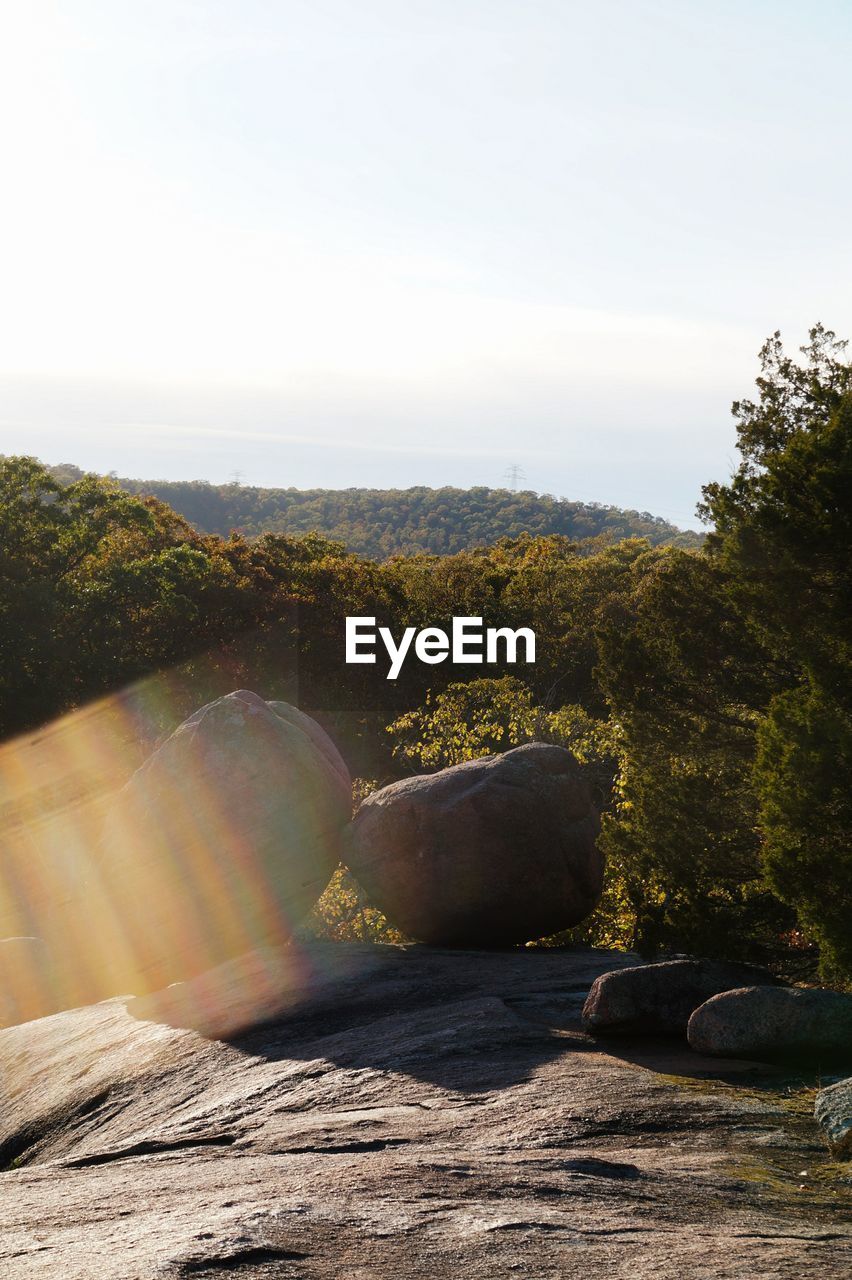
xmin=0 ymin=684 xmax=351 ymax=1019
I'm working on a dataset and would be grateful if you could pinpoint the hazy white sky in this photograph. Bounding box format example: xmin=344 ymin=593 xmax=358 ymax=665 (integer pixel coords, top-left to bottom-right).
xmin=1 ymin=1 xmax=850 ymax=527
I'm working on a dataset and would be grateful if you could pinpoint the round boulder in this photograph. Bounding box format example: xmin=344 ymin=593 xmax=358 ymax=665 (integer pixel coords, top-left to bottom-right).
xmin=87 ymin=691 xmax=351 ymax=995
xmin=344 ymin=743 xmax=603 ymax=946
xmin=687 ymin=985 xmax=852 ymax=1065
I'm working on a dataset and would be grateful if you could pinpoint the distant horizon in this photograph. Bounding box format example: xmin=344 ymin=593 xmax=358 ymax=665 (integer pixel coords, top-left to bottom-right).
xmin=3 ymin=3 xmax=851 ymax=535
xmin=44 ymin=456 xmax=707 ymax=532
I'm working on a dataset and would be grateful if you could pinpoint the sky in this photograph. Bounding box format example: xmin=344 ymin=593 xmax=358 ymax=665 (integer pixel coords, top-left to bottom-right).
xmin=1 ymin=1 xmax=850 ymax=529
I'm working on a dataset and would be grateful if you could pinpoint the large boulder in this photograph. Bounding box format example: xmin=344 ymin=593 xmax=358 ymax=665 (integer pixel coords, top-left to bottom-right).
xmin=344 ymin=743 xmax=603 ymax=946
xmin=582 ymin=959 xmax=784 ymax=1038
xmin=687 ymin=986 xmax=852 ymax=1065
xmin=77 ymin=691 xmax=351 ymax=996
xmin=815 ymin=1077 xmax=852 ymax=1159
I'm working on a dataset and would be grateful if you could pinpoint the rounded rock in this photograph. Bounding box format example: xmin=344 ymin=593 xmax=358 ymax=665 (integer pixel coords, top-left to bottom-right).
xmin=687 ymin=985 xmax=852 ymax=1065
xmin=344 ymin=742 xmax=603 ymax=946
xmin=89 ymin=691 xmax=351 ymax=994
xmin=815 ymin=1077 xmax=852 ymax=1159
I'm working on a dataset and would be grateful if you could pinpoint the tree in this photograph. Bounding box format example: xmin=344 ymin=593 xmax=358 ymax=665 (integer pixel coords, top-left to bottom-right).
xmin=0 ymin=458 xmax=299 ymax=740
xmin=595 ymin=547 xmax=792 ymax=962
xmin=701 ymin=326 xmax=852 ymax=980
xmin=386 ymin=677 xmax=543 ymax=770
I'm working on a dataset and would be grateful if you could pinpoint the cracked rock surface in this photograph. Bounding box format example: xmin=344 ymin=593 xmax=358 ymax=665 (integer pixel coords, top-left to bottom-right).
xmin=0 ymin=943 xmax=850 ymax=1279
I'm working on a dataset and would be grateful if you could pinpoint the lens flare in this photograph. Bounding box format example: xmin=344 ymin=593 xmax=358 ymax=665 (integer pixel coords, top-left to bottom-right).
xmin=0 ymin=669 xmax=348 ymax=1034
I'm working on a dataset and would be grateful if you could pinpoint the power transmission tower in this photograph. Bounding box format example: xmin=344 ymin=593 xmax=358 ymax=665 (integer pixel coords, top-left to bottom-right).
xmin=230 ymin=469 xmax=245 ymax=487
xmin=503 ymin=463 xmax=526 ymax=492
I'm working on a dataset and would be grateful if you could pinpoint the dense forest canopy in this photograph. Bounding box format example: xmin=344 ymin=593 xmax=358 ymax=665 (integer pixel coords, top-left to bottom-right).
xmin=1 ymin=327 xmax=849 ymax=983
xmin=44 ymin=472 xmax=703 ymax=558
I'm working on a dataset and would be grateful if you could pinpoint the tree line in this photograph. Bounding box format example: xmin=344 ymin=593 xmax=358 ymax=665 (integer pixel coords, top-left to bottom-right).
xmin=46 ymin=472 xmax=703 ymax=558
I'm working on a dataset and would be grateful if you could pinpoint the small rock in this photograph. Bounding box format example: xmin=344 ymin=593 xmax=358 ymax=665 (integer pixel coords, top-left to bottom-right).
xmin=345 ymin=743 xmax=603 ymax=946
xmin=687 ymin=986 xmax=852 ymax=1065
xmin=815 ymin=1077 xmax=852 ymax=1159
xmin=582 ymin=958 xmax=784 ymax=1037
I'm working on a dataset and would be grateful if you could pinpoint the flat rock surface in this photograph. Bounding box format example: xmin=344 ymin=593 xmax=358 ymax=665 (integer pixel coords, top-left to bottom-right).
xmin=0 ymin=943 xmax=850 ymax=1279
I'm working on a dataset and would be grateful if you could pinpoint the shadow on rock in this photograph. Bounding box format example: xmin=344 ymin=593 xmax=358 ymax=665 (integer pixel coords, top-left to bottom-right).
xmin=125 ymin=940 xmax=619 ymax=1095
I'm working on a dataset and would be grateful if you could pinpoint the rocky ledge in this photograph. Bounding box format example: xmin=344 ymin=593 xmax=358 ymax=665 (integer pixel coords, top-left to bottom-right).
xmin=0 ymin=943 xmax=850 ymax=1280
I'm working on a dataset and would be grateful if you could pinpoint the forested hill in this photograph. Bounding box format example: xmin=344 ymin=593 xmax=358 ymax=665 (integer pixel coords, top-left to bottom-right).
xmin=48 ymin=468 xmax=702 ymax=557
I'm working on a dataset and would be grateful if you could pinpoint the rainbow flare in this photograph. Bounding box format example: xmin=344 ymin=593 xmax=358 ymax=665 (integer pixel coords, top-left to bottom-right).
xmin=0 ymin=673 xmax=349 ymax=1035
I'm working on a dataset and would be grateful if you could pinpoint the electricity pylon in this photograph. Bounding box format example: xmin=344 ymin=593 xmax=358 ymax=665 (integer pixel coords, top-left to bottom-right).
xmin=503 ymin=463 xmax=526 ymax=492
